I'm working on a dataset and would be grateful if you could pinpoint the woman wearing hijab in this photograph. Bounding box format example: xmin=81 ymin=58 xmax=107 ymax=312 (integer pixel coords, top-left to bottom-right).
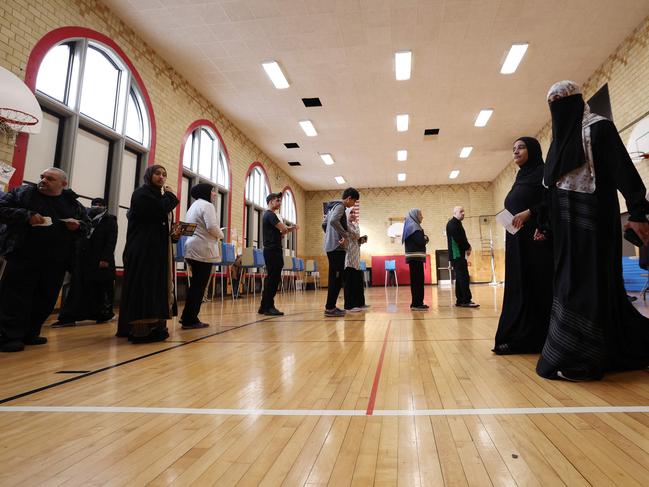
xmin=530 ymin=80 xmax=649 ymax=381
xmin=117 ymin=165 xmax=179 ymax=343
xmin=180 ymin=183 xmax=224 ymax=328
xmin=494 ymin=137 xmax=553 ymax=354
xmin=403 ymin=209 xmax=429 ymax=310
xmin=343 ymin=208 xmax=366 ymax=311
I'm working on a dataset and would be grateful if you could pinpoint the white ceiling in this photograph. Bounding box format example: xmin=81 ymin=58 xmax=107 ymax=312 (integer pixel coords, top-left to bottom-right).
xmin=103 ymin=0 xmax=649 ymax=190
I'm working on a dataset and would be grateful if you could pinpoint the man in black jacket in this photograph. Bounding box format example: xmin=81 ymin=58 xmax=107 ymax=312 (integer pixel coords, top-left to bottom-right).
xmin=446 ymin=206 xmax=479 ymax=308
xmin=0 ymin=168 xmax=90 ymax=352
xmin=53 ymin=197 xmax=118 ymax=327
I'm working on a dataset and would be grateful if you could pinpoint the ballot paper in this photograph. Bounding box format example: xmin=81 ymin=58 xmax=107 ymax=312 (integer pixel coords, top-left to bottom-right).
xmin=32 ymin=216 xmax=53 ymax=227
xmin=496 ymin=209 xmax=520 ymax=235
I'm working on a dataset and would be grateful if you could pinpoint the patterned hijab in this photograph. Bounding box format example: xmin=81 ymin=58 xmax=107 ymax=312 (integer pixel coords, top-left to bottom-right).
xmin=402 ymin=208 xmax=423 ymax=244
xmin=544 ymin=80 xmax=606 ymax=187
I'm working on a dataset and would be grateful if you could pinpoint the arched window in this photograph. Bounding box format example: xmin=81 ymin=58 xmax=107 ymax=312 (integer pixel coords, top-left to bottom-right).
xmin=280 ymin=189 xmax=297 ymax=254
xmin=180 ymin=124 xmax=230 ymax=231
xmin=244 ymin=165 xmax=270 ymax=248
xmin=23 ymin=30 xmax=154 ymax=268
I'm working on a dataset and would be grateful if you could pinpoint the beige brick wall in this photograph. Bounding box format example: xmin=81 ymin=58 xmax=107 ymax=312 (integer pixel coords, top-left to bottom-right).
xmin=304 ymin=184 xmax=503 ymax=283
xmin=0 ymin=0 xmax=306 ymax=254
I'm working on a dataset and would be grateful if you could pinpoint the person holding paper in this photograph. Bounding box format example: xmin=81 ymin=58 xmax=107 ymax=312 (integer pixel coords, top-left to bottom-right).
xmin=532 ymin=81 xmax=649 ymax=381
xmin=179 ymin=183 xmax=224 ymax=329
xmin=0 ymin=167 xmax=89 ymax=352
xmin=117 ymin=165 xmax=179 ymax=343
xmin=343 ymin=207 xmax=367 ymax=312
xmin=403 ymin=209 xmax=429 ymax=310
xmin=446 ymin=207 xmax=479 ymax=308
xmin=494 ymin=137 xmax=553 ymax=355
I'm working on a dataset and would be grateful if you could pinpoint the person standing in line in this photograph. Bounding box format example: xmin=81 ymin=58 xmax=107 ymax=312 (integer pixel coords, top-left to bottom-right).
xmin=403 ymin=209 xmax=429 ymax=311
xmin=0 ymin=168 xmax=89 ymax=352
xmin=323 ymin=187 xmax=360 ymax=317
xmin=258 ymin=192 xmax=298 ymax=316
xmin=180 ymin=183 xmax=224 ymax=329
xmin=343 ymin=208 xmax=366 ymax=312
xmin=53 ymin=197 xmax=118 ymax=327
xmin=446 ymin=206 xmax=479 ymax=308
xmin=531 ymin=80 xmax=649 ymax=381
xmin=493 ymin=137 xmax=553 ymax=354
xmin=230 ymin=254 xmax=242 ymax=298
xmin=117 ymin=165 xmax=179 ymax=343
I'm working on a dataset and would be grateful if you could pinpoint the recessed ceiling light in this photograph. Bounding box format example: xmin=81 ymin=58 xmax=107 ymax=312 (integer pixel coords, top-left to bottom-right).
xmin=396 ymin=114 xmax=409 ymax=132
xmin=261 ymin=61 xmax=289 ymax=89
xmin=459 ymin=146 xmax=473 ymax=158
xmin=397 ymin=173 xmax=406 ymax=182
xmin=500 ymin=43 xmax=529 ymax=74
xmin=397 ymin=149 xmax=408 ymax=161
xmin=299 ymin=120 xmax=317 ymax=137
xmin=395 ymin=51 xmax=412 ymax=81
xmin=320 ymin=153 xmax=335 ymax=165
xmin=335 ymin=176 xmax=346 ymax=184
xmin=474 ymin=109 xmax=494 ymax=127
xmin=449 ymin=170 xmax=460 ymax=179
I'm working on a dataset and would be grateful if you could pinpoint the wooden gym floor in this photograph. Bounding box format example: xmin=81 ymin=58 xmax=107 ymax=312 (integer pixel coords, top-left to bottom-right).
xmin=0 ymin=285 xmax=648 ymax=486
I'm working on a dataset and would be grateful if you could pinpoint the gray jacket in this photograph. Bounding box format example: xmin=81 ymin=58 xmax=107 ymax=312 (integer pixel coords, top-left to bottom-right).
xmin=323 ymin=202 xmax=348 ymax=253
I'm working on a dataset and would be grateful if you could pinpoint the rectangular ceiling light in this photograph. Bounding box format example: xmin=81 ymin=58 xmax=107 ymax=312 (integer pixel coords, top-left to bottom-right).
xmin=397 ymin=149 xmax=408 ymax=161
xmin=320 ymin=153 xmax=335 ymax=165
xmin=396 ymin=114 xmax=409 ymax=132
xmin=397 ymin=173 xmax=407 ymax=182
xmin=261 ymin=61 xmax=289 ymax=89
xmin=500 ymin=43 xmax=529 ymax=74
xmin=395 ymin=51 xmax=412 ymax=81
xmin=449 ymin=170 xmax=460 ymax=179
xmin=299 ymin=120 xmax=318 ymax=137
xmin=474 ymin=109 xmax=494 ymax=127
xmin=459 ymin=146 xmax=473 ymax=158
xmin=335 ymin=176 xmax=346 ymax=185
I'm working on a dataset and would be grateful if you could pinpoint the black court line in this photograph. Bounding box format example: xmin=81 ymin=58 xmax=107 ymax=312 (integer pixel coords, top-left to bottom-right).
xmin=270 ymin=316 xmax=499 ymax=323
xmin=0 ymin=313 xmax=307 ymax=405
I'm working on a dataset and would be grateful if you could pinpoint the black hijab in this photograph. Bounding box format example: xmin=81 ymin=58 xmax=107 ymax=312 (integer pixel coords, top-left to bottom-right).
xmin=543 ymin=94 xmax=587 ymax=186
xmin=514 ymin=137 xmax=544 ymax=186
xmin=191 ymin=183 xmax=213 ymax=202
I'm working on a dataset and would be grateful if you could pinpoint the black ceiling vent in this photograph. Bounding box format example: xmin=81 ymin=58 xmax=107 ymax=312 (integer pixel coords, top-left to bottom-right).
xmin=288 ymin=161 xmax=301 ymax=166
xmin=424 ymin=128 xmax=440 ymax=136
xmin=284 ymin=142 xmax=300 ymax=149
xmin=302 ymin=97 xmax=322 ymax=107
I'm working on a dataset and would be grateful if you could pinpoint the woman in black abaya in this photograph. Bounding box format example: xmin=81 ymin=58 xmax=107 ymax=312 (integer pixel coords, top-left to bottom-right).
xmin=535 ymin=80 xmax=649 ymax=381
xmin=494 ymin=137 xmax=553 ymax=354
xmin=117 ymin=165 xmax=179 ymax=343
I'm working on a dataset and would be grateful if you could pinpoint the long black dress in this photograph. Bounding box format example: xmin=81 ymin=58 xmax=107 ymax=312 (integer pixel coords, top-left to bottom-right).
xmin=495 ymin=138 xmax=553 ymax=354
xmin=117 ymin=184 xmax=178 ymax=339
xmin=537 ymin=120 xmax=649 ymax=379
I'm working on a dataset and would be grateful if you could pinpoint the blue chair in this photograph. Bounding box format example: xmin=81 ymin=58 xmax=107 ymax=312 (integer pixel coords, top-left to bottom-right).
xmin=305 ymin=260 xmax=320 ymax=289
xmin=210 ymin=242 xmax=236 ymax=300
xmin=293 ymin=257 xmax=305 ymax=292
xmin=360 ymin=260 xmax=369 ymax=288
xmin=174 ymin=236 xmax=188 ymax=302
xmin=384 ymin=259 xmax=398 ymax=287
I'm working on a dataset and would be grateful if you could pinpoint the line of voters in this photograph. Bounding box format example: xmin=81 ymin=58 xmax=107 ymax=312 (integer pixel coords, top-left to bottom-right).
xmin=0 ymin=80 xmax=648 ymax=384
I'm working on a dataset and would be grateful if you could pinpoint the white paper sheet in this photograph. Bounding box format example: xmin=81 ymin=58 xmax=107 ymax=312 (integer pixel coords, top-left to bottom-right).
xmin=496 ymin=209 xmax=520 ymax=235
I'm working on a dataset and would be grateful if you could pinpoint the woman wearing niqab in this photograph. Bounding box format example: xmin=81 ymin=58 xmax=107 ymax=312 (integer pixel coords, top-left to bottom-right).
xmin=494 ymin=137 xmax=553 ymax=354
xmin=536 ymin=80 xmax=649 ymax=381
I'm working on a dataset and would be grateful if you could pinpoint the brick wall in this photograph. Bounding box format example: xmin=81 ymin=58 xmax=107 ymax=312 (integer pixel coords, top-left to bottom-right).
xmin=0 ymin=0 xmax=306 ymax=254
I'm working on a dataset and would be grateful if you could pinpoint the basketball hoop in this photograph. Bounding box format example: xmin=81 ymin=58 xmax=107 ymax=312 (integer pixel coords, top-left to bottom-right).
xmin=0 ymin=66 xmax=42 ymax=146
xmin=0 ymin=108 xmax=39 ymax=145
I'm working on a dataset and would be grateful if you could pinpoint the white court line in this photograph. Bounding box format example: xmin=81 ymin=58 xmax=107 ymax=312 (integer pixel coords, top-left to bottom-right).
xmin=0 ymin=405 xmax=648 ymax=416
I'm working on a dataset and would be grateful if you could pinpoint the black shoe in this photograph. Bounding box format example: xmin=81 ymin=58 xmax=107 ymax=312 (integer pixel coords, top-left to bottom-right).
xmin=181 ymin=322 xmax=210 ymax=329
xmin=264 ymin=308 xmax=284 ymax=316
xmin=51 ymin=321 xmax=75 ymax=328
xmin=556 ymin=369 xmax=600 ymax=382
xmin=627 ymin=294 xmax=638 ymax=302
xmin=258 ymin=308 xmax=266 ymax=315
xmin=410 ymin=305 xmax=429 ymax=311
xmin=23 ymin=336 xmax=47 ymax=345
xmin=0 ymin=339 xmax=24 ymax=352
xmin=96 ymin=313 xmax=115 ymax=324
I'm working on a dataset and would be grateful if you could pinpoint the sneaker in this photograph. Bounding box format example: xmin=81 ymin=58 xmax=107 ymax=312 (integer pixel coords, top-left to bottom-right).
xmin=23 ymin=336 xmax=47 ymax=345
xmin=51 ymin=321 xmax=75 ymax=328
xmin=410 ymin=305 xmax=429 ymax=311
xmin=324 ymin=308 xmax=346 ymax=317
xmin=264 ymin=308 xmax=284 ymax=316
xmin=456 ymin=302 xmax=480 ymax=308
xmin=557 ymin=369 xmax=598 ymax=382
xmin=360 ymin=305 xmax=371 ymax=309
xmin=181 ymin=322 xmax=210 ymax=329
xmin=0 ymin=339 xmax=24 ymax=352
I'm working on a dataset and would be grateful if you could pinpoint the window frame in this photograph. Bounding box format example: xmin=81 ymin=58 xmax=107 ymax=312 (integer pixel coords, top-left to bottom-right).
xmin=243 ymin=164 xmax=270 ymax=249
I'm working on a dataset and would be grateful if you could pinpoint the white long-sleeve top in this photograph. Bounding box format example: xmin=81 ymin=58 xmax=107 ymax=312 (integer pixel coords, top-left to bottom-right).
xmin=183 ymin=199 xmax=224 ymax=263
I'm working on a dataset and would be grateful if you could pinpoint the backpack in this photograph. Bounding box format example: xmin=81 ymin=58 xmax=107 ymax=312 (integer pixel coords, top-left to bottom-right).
xmin=321 ymin=201 xmax=348 ymax=233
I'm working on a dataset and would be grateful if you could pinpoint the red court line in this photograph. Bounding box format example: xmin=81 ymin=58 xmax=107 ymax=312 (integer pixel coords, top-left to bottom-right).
xmin=366 ymin=321 xmax=392 ymax=415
